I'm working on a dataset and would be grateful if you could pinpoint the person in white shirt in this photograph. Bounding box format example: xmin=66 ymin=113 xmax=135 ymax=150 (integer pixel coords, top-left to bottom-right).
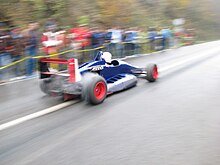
xmin=109 ymin=27 xmax=123 ymax=58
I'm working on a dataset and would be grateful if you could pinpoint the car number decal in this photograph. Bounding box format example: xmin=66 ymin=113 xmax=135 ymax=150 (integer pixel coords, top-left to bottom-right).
xmin=91 ymin=65 xmax=104 ymax=71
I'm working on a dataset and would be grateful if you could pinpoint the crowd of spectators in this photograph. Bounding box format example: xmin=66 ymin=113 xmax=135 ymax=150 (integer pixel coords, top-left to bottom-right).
xmin=0 ymin=20 xmax=195 ymax=80
xmin=0 ymin=22 xmax=39 ymax=80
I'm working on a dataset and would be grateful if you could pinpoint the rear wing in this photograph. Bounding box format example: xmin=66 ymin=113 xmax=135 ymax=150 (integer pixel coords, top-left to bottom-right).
xmin=38 ymin=58 xmax=81 ymax=83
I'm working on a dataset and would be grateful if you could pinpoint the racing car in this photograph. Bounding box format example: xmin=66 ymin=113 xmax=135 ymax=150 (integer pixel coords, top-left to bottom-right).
xmin=38 ymin=51 xmax=158 ymax=105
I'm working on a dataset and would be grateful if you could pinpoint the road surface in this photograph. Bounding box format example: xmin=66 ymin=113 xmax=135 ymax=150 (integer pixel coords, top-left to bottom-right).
xmin=0 ymin=41 xmax=220 ymax=165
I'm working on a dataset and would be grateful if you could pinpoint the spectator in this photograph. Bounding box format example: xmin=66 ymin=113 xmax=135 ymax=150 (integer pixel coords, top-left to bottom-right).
xmin=135 ymin=27 xmax=147 ymax=54
xmin=23 ymin=22 xmax=39 ymax=76
xmin=147 ymin=27 xmax=157 ymax=51
xmin=154 ymin=27 xmax=164 ymax=51
xmin=69 ymin=24 xmax=91 ymax=63
xmin=104 ymin=29 xmax=112 ymax=52
xmin=0 ymin=26 xmax=13 ymax=80
xmin=173 ymin=26 xmax=184 ymax=48
xmin=183 ymin=28 xmax=195 ymax=45
xmin=90 ymin=27 xmax=105 ymax=59
xmin=41 ymin=25 xmax=66 ymax=70
xmin=160 ymin=27 xmax=172 ymax=49
xmin=109 ymin=26 xmax=123 ymax=58
xmin=41 ymin=24 xmax=62 ymax=56
xmin=124 ymin=28 xmax=138 ymax=55
xmin=11 ymin=28 xmax=25 ymax=76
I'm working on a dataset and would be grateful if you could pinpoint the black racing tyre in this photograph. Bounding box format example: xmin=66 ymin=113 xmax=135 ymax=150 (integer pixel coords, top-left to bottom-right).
xmin=83 ymin=73 xmax=107 ymax=105
xmin=39 ymin=78 xmax=51 ymax=94
xmin=146 ymin=64 xmax=158 ymax=82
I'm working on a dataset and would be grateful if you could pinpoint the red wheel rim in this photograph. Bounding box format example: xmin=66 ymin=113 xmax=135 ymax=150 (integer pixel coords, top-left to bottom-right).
xmin=94 ymin=81 xmax=106 ymax=100
xmin=152 ymin=66 xmax=158 ymax=79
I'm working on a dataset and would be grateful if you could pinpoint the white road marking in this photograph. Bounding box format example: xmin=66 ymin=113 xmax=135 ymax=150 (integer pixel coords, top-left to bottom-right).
xmin=0 ymin=100 xmax=79 ymax=131
xmin=158 ymin=46 xmax=220 ymax=73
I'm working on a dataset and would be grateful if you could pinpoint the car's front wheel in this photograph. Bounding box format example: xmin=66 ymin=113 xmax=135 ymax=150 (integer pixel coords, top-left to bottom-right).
xmin=145 ymin=64 xmax=158 ymax=82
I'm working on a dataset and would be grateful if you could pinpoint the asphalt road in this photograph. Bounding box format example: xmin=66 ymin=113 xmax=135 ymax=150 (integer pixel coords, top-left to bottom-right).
xmin=0 ymin=41 xmax=220 ymax=165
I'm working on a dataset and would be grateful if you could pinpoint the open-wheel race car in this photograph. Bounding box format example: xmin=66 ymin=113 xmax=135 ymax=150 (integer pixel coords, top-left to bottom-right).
xmin=38 ymin=51 xmax=158 ymax=105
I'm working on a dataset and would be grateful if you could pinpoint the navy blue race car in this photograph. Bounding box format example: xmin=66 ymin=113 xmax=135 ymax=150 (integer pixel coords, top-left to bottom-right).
xmin=38 ymin=51 xmax=158 ymax=105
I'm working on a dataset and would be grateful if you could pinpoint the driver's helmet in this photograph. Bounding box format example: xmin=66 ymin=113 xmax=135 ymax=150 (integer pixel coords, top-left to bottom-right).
xmin=101 ymin=52 xmax=112 ymax=63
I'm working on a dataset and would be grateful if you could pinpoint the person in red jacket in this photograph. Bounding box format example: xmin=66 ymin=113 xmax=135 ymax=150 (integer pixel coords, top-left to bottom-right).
xmin=69 ymin=24 xmax=91 ymax=63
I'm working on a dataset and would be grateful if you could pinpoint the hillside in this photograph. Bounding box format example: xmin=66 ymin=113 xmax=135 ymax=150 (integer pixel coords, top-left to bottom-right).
xmin=1 ymin=0 xmax=219 ymax=41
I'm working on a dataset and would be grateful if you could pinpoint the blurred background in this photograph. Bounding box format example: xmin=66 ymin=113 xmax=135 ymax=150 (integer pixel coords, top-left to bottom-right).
xmin=0 ymin=0 xmax=220 ymax=81
xmin=1 ymin=0 xmax=219 ymax=40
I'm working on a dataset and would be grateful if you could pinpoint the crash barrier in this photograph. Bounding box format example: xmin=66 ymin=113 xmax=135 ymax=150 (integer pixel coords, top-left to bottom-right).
xmin=0 ymin=45 xmax=106 ymax=71
xmin=0 ymin=42 xmax=149 ymax=70
xmin=0 ymin=37 xmax=184 ymax=81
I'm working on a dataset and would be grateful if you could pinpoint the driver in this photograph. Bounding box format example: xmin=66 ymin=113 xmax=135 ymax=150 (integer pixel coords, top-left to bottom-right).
xmin=101 ymin=52 xmax=112 ymax=65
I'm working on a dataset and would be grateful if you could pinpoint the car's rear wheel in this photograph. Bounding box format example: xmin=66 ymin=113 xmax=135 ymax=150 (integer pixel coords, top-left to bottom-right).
xmin=146 ymin=64 xmax=158 ymax=82
xmin=83 ymin=73 xmax=107 ymax=105
xmin=39 ymin=78 xmax=51 ymax=94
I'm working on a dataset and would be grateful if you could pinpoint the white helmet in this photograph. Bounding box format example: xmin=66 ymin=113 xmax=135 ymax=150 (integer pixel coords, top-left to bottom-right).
xmin=101 ymin=52 xmax=112 ymax=63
